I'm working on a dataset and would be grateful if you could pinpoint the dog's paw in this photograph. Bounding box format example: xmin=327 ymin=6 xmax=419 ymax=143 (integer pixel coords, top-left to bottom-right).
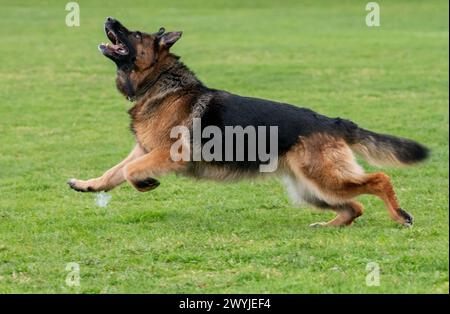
xmin=397 ymin=208 xmax=414 ymax=228
xmin=67 ymin=178 xmax=95 ymax=192
xmin=309 ymin=222 xmax=327 ymax=228
xmin=132 ymin=177 xmax=160 ymax=192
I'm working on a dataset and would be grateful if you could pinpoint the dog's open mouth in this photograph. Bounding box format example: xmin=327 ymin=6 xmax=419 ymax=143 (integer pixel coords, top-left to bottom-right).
xmin=99 ymin=28 xmax=129 ymax=56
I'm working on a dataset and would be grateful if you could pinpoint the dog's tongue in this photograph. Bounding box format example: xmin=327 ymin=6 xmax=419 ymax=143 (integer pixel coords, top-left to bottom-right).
xmin=107 ymin=43 xmax=121 ymax=50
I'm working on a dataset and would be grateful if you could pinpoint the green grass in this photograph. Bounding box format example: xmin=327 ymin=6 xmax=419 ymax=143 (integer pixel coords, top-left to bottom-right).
xmin=0 ymin=0 xmax=448 ymax=293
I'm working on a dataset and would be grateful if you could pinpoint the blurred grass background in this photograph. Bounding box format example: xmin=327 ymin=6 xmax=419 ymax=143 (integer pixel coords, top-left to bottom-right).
xmin=0 ymin=0 xmax=448 ymax=293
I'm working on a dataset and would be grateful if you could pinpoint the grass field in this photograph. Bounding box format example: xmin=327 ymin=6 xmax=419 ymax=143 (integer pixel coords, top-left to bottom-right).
xmin=0 ymin=0 xmax=448 ymax=293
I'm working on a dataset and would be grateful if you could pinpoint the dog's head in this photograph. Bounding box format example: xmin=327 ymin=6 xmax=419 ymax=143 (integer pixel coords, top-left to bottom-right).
xmin=98 ymin=17 xmax=182 ymax=99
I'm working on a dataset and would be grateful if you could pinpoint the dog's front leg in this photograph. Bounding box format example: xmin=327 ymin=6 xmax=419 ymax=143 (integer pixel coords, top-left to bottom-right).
xmin=123 ymin=147 xmax=187 ymax=192
xmin=68 ymin=144 xmax=146 ymax=192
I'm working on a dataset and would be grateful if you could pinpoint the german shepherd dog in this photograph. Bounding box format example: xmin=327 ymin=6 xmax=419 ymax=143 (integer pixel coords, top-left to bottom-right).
xmin=68 ymin=17 xmax=429 ymax=227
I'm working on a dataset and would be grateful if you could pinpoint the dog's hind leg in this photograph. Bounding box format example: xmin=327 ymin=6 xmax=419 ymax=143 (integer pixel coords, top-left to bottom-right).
xmin=68 ymin=144 xmax=145 ymax=192
xmin=285 ymin=134 xmax=412 ymax=227
xmin=308 ymin=200 xmax=364 ymax=227
xmin=351 ymin=172 xmax=413 ymax=226
xmin=282 ymin=174 xmax=364 ymax=227
xmin=305 ymin=172 xmax=412 ymax=227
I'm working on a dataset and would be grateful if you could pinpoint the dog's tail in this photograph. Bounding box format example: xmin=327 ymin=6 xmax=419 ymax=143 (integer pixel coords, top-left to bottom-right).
xmin=346 ymin=126 xmax=429 ymax=167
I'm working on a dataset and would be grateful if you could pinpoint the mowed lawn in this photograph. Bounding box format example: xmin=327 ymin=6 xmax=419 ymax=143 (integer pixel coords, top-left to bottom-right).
xmin=0 ymin=0 xmax=448 ymax=293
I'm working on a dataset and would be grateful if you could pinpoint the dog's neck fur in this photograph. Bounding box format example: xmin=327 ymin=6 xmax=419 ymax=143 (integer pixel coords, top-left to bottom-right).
xmin=116 ymin=54 xmax=203 ymax=103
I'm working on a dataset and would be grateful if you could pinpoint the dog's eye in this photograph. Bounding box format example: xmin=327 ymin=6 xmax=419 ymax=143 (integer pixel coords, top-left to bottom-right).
xmin=134 ymin=32 xmax=141 ymax=39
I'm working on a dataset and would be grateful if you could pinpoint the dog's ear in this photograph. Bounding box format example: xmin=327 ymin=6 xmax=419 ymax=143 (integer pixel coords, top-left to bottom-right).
xmin=159 ymin=31 xmax=182 ymax=49
xmin=156 ymin=27 xmax=165 ymax=38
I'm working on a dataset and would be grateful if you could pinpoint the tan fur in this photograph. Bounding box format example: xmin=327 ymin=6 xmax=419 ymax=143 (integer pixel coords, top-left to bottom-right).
xmin=68 ymin=144 xmax=145 ymax=192
xmin=351 ymin=142 xmax=404 ymax=167
xmin=284 ymin=133 xmax=409 ymax=226
xmin=130 ymin=95 xmax=192 ymax=151
xmin=124 ymin=147 xmax=187 ymax=191
xmin=313 ymin=201 xmax=364 ymax=227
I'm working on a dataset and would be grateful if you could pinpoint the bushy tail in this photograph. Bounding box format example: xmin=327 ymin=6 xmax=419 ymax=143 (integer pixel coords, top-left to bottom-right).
xmin=349 ymin=128 xmax=429 ymax=167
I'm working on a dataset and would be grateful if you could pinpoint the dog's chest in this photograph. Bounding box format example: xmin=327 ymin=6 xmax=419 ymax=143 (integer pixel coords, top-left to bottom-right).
xmin=130 ymin=118 xmax=170 ymax=152
xmin=129 ymin=97 xmax=190 ymax=151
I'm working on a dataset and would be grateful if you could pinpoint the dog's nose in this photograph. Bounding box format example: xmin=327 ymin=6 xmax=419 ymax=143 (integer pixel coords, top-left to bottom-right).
xmin=106 ymin=16 xmax=115 ymax=23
